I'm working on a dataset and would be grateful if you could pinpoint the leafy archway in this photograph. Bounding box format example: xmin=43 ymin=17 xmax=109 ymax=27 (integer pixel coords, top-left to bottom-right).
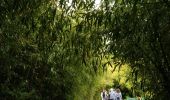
xmin=0 ymin=0 xmax=170 ymax=99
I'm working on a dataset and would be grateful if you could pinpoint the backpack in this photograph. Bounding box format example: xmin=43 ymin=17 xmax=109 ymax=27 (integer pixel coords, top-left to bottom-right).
xmin=116 ymin=93 xmax=120 ymax=100
xmin=102 ymin=92 xmax=105 ymax=98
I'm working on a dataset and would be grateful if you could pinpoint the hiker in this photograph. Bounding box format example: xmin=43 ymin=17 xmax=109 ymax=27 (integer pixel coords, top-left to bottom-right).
xmin=101 ymin=88 xmax=108 ymax=100
xmin=108 ymin=88 xmax=116 ymax=100
xmin=115 ymin=88 xmax=122 ymax=100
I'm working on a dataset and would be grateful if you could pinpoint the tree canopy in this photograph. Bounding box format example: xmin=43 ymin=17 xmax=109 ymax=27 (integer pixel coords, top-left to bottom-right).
xmin=0 ymin=0 xmax=170 ymax=99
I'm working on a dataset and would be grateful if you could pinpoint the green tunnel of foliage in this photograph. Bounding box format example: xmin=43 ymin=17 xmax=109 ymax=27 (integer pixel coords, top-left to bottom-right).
xmin=1 ymin=0 xmax=170 ymax=99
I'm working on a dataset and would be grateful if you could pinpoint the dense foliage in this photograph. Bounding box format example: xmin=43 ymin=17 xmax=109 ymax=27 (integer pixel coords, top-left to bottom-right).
xmin=0 ymin=0 xmax=170 ymax=99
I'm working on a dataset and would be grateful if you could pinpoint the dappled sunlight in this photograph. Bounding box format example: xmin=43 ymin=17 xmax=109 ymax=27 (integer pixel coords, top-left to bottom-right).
xmin=96 ymin=64 xmax=133 ymax=98
xmin=94 ymin=0 xmax=101 ymax=9
xmin=1 ymin=0 xmax=169 ymax=99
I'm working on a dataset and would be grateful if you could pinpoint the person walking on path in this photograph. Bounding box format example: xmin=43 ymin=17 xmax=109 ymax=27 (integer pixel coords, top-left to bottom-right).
xmin=115 ymin=88 xmax=122 ymax=100
xmin=101 ymin=88 xmax=108 ymax=100
xmin=109 ymin=88 xmax=116 ymax=100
